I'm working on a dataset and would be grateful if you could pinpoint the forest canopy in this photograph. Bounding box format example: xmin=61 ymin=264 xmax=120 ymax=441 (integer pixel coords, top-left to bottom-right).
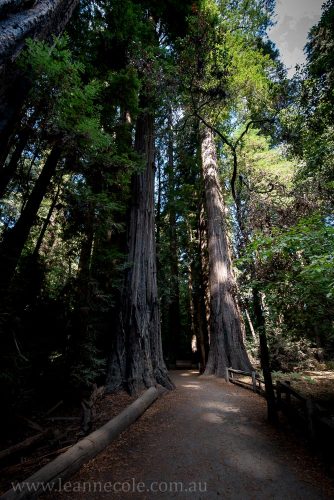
xmin=0 ymin=0 xmax=333 ymax=426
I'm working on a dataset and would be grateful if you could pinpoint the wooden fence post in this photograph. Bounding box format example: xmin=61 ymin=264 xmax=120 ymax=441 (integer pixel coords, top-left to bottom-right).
xmin=285 ymin=380 xmax=291 ymax=405
xmin=225 ymin=367 xmax=230 ymax=383
xmin=306 ymin=399 xmax=315 ymax=440
xmin=251 ymin=371 xmax=257 ymax=392
xmin=276 ymin=382 xmax=281 ymax=409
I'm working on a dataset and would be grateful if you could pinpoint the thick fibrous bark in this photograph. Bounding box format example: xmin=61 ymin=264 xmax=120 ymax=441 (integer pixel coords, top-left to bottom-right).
xmin=0 ymin=0 xmax=79 ymax=67
xmin=201 ymin=126 xmax=251 ymax=375
xmin=0 ymin=0 xmax=35 ymax=19
xmin=0 ymin=0 xmax=79 ymax=156
xmin=107 ymin=109 xmax=173 ymax=395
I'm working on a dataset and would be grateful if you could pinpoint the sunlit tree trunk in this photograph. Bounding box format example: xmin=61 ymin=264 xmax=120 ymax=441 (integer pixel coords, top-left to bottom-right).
xmin=200 ymin=125 xmax=251 ymax=375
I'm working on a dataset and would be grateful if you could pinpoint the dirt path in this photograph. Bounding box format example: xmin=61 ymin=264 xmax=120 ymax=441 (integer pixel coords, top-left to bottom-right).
xmin=49 ymin=371 xmax=334 ymax=499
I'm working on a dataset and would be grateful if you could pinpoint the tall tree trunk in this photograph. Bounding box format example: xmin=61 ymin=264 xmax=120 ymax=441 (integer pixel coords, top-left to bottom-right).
xmin=188 ymin=208 xmax=209 ymax=373
xmin=166 ymin=110 xmax=181 ymax=364
xmin=200 ymin=126 xmax=251 ymax=375
xmin=0 ymin=0 xmax=80 ymax=72
xmin=67 ymin=205 xmax=95 ymax=370
xmin=0 ymin=144 xmax=62 ymax=294
xmin=199 ymin=202 xmax=210 ymax=320
xmin=156 ymin=157 xmax=162 ymax=266
xmin=253 ymin=285 xmax=277 ymax=423
xmin=77 ymin=225 xmax=94 ymax=288
xmin=0 ymin=104 xmax=40 ymax=196
xmin=106 ymin=108 xmax=173 ymax=395
xmin=231 ymin=148 xmax=276 ymax=421
xmin=0 ymin=0 xmax=79 ymax=162
xmin=190 ymin=258 xmax=209 ymax=373
xmin=33 ymin=178 xmax=62 ymax=258
xmin=0 ymin=74 xmax=28 ymax=166
xmin=0 ymin=127 xmax=29 ymax=199
xmin=244 ymin=306 xmax=257 ymax=342
xmin=197 ymin=203 xmax=210 ymax=370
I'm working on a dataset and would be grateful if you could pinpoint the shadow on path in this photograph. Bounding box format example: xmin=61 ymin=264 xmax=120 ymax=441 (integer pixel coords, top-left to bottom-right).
xmin=48 ymin=371 xmax=334 ymax=499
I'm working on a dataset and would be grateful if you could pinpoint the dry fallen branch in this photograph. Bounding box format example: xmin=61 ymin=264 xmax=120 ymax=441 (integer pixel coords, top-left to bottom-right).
xmin=0 ymin=431 xmax=52 ymax=463
xmin=44 ymin=401 xmax=63 ymax=417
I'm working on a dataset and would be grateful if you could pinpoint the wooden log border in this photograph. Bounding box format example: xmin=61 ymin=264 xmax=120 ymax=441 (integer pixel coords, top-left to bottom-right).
xmin=2 ymin=387 xmax=159 ymax=500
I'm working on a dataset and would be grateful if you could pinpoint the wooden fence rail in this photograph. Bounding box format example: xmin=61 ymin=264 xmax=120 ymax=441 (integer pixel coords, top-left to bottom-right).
xmin=276 ymin=381 xmax=316 ymax=438
xmin=225 ymin=367 xmax=263 ymax=393
xmin=226 ymin=366 xmax=333 ymax=444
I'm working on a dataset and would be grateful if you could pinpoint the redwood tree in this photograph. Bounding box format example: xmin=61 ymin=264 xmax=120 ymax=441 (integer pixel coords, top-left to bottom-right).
xmin=200 ymin=126 xmax=252 ymax=374
xmin=106 ymin=106 xmax=173 ymax=394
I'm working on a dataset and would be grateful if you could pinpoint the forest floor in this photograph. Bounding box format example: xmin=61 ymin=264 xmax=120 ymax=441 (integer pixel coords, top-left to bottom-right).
xmin=38 ymin=370 xmax=334 ymax=500
xmin=0 ymin=391 xmax=136 ymax=494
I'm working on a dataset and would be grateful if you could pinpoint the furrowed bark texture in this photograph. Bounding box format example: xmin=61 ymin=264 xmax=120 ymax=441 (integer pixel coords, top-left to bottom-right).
xmin=0 ymin=0 xmax=79 ymax=152
xmin=201 ymin=126 xmax=251 ymax=375
xmin=0 ymin=0 xmax=79 ymax=68
xmin=0 ymin=0 xmax=35 ymax=19
xmin=107 ymin=110 xmax=173 ymax=395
